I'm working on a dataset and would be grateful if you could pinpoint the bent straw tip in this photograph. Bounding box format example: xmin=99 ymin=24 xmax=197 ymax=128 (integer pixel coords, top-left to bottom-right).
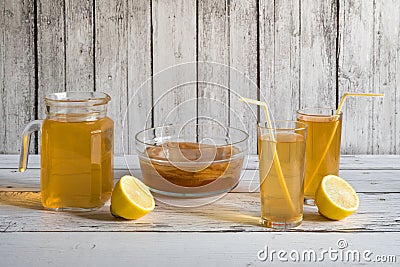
xmin=238 ymin=97 xmax=251 ymax=103
xmin=238 ymin=97 xmax=268 ymax=108
xmin=343 ymin=92 xmax=385 ymax=97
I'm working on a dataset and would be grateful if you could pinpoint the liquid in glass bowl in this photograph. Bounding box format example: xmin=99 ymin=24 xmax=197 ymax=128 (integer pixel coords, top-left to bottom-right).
xmin=135 ymin=124 xmax=248 ymax=197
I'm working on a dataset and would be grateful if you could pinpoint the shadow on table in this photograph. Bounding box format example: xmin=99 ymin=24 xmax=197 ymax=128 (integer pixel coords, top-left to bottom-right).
xmin=171 ymin=200 xmax=262 ymax=228
xmin=191 ymin=204 xmax=330 ymax=227
xmin=200 ymin=208 xmax=261 ymax=227
xmin=71 ymin=204 xmax=122 ymax=222
xmin=0 ymin=191 xmax=120 ymax=221
xmin=0 ymin=191 xmax=43 ymax=210
xmin=302 ymin=205 xmax=331 ymax=222
xmin=180 ymin=194 xmax=330 ymax=228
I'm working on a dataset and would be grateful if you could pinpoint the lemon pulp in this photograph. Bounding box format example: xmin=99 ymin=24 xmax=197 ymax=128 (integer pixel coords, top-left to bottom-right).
xmin=110 ymin=175 xmax=155 ymax=220
xmin=315 ymin=175 xmax=359 ymax=220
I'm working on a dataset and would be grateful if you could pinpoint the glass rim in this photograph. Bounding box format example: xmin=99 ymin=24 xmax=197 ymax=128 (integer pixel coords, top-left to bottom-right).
xmin=135 ymin=123 xmax=249 ymax=147
xmin=44 ymin=92 xmax=111 ymax=106
xmin=296 ymin=107 xmax=343 ymax=117
xmin=257 ymin=120 xmax=307 ymax=131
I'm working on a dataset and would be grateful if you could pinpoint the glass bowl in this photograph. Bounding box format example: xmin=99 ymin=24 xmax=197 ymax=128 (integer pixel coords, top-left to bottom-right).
xmin=135 ymin=123 xmax=248 ymax=197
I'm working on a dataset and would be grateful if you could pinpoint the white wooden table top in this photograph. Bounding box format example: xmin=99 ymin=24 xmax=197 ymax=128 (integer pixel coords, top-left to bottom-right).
xmin=0 ymin=155 xmax=399 ymax=266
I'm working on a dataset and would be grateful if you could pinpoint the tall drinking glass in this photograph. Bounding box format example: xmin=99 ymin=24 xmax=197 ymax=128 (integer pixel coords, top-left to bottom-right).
xmin=297 ymin=108 xmax=342 ymax=205
xmin=258 ymin=121 xmax=307 ymax=229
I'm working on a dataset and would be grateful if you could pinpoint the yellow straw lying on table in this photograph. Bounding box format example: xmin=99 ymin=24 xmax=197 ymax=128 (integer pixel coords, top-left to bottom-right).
xmin=303 ymin=92 xmax=385 ymax=193
xmin=239 ymin=97 xmax=296 ymax=215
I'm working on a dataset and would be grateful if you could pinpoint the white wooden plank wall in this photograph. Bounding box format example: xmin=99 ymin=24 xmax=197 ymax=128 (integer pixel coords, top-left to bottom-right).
xmin=0 ymin=0 xmax=399 ymax=155
xmin=300 ymin=0 xmax=337 ymax=107
xmin=229 ymin=0 xmax=258 ymax=154
xmin=65 ymin=0 xmax=94 ymax=92
xmin=37 ymin=0 xmax=65 ymax=117
xmin=197 ymin=0 xmax=229 ymax=132
xmin=95 ymin=0 xmax=128 ymax=154
xmin=126 ymin=0 xmax=151 ymax=154
xmin=1 ymin=0 xmax=36 ymax=154
xmin=152 ymin=0 xmax=197 ymax=128
xmin=261 ymin=0 xmax=301 ymax=120
xmin=339 ymin=0 xmax=400 ymax=154
xmin=372 ymin=0 xmax=400 ymax=155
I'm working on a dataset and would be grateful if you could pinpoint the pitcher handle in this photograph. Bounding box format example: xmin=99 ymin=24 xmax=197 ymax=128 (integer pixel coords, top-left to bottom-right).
xmin=19 ymin=120 xmax=43 ymax=172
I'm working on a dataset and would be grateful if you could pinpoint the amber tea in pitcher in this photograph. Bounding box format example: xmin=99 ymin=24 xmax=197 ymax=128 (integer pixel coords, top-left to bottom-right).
xmin=19 ymin=92 xmax=114 ymax=211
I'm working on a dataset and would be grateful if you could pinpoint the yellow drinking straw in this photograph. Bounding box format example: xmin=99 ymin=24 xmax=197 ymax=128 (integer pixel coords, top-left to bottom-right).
xmin=239 ymin=97 xmax=296 ymax=215
xmin=303 ymin=92 xmax=385 ymax=193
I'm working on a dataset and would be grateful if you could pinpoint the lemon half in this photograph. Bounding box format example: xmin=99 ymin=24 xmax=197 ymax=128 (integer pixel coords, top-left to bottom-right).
xmin=315 ymin=175 xmax=359 ymax=220
xmin=110 ymin=175 xmax=155 ymax=220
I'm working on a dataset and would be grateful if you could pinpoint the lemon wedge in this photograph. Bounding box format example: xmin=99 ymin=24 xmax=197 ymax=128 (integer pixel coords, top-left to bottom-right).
xmin=110 ymin=175 xmax=155 ymax=220
xmin=315 ymin=175 xmax=359 ymax=220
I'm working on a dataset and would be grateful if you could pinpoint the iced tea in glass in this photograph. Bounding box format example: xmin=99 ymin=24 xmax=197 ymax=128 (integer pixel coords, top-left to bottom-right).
xmin=258 ymin=121 xmax=307 ymax=229
xmin=297 ymin=108 xmax=342 ymax=205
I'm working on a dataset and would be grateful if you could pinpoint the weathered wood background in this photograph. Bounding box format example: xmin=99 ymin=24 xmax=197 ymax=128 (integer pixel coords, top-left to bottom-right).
xmin=0 ymin=0 xmax=398 ymax=155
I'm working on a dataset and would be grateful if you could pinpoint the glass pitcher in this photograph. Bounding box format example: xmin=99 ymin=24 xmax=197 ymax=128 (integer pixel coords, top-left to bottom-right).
xmin=19 ymin=92 xmax=114 ymax=211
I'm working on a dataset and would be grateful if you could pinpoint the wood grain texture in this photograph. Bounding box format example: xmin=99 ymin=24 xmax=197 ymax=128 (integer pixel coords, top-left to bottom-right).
xmin=0 ymin=154 xmax=399 ymax=265
xmin=197 ymin=0 xmax=230 ymax=129
xmin=3 ymin=154 xmax=400 ymax=170
xmin=95 ymin=0 xmax=127 ymax=154
xmin=372 ymin=0 xmax=400 ymax=154
xmin=64 ymin=0 xmax=94 ymax=92
xmin=260 ymin=0 xmax=301 ymax=122
xmin=2 ymin=155 xmax=399 ymax=193
xmin=258 ymin=0 xmax=274 ymax=121
xmin=126 ymin=0 xmax=152 ymax=154
xmin=229 ymin=0 xmax=258 ymax=153
xmin=0 ymin=192 xmax=399 ymax=233
xmin=338 ymin=0 xmax=391 ymax=154
xmin=1 ymin=232 xmax=399 ymax=266
xmin=0 ymin=0 xmax=36 ymax=153
xmin=0 ymin=0 xmax=5 ymax=152
xmin=338 ymin=0 xmax=370 ymax=154
xmin=0 ymin=0 xmax=400 ymax=155
xmin=300 ymin=0 xmax=337 ymax=108
xmin=36 ymin=0 xmax=65 ymax=117
xmin=152 ymin=0 xmax=197 ymax=127
xmin=2 ymin=168 xmax=400 ymax=194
